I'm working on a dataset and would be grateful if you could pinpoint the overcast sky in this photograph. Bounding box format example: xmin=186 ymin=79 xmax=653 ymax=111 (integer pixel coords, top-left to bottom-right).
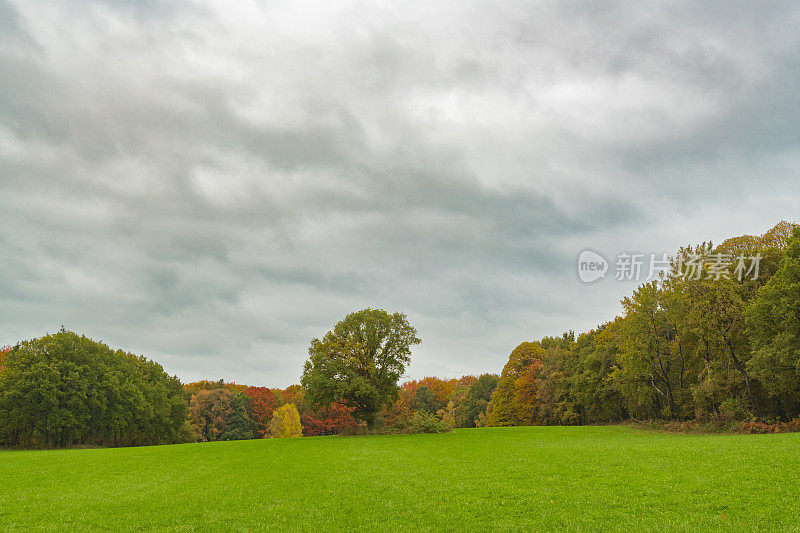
xmin=1 ymin=1 xmax=798 ymax=386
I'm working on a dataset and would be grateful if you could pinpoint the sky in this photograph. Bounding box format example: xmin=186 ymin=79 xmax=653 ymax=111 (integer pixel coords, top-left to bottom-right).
xmin=1 ymin=1 xmax=799 ymax=387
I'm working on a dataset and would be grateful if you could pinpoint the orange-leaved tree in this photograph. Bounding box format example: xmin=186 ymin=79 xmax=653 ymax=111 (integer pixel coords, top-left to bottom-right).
xmin=243 ymin=386 xmax=280 ymax=437
xmin=485 ymin=342 xmax=545 ymax=426
xmin=302 ymin=401 xmax=358 ymax=436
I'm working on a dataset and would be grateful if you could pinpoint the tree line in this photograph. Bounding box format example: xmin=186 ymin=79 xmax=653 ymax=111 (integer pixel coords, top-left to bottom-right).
xmin=483 ymin=221 xmax=800 ymax=427
xmin=0 ymin=221 xmax=797 ymax=447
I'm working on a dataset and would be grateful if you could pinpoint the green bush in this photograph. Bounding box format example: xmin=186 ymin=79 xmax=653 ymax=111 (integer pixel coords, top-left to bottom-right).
xmin=407 ymin=411 xmax=450 ymax=434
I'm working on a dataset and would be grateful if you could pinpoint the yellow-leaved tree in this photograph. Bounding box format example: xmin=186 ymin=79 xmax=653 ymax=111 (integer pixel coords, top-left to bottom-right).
xmin=269 ymin=403 xmax=303 ymax=438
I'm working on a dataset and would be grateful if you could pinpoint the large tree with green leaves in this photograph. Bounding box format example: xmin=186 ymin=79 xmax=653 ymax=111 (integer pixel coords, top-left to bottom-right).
xmin=301 ymin=309 xmax=420 ymax=429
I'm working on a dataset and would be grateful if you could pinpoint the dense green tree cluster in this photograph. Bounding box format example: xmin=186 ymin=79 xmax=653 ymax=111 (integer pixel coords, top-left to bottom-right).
xmin=0 ymin=330 xmax=192 ymax=447
xmin=746 ymin=226 xmax=800 ymax=418
xmin=449 ymin=373 xmax=499 ymax=428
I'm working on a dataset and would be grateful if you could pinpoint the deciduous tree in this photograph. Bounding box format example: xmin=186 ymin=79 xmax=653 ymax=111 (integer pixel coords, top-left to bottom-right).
xmin=188 ymin=388 xmax=254 ymax=442
xmin=485 ymin=342 xmax=545 ymax=426
xmin=244 ymin=386 xmax=280 ymax=437
xmin=301 ymin=309 xmax=420 ymax=429
xmin=269 ymin=403 xmax=303 ymax=438
xmin=747 ymin=227 xmax=800 ymax=419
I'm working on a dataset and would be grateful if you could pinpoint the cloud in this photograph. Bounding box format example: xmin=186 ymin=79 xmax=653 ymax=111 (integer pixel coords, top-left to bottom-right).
xmin=1 ymin=0 xmax=798 ymax=386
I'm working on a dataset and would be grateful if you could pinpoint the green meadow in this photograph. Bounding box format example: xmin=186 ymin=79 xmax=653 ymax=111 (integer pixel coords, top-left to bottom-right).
xmin=2 ymin=426 xmax=798 ymax=532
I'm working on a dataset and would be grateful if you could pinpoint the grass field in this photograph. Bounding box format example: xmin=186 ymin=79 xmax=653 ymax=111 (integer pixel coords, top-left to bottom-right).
xmin=1 ymin=426 xmax=799 ymax=531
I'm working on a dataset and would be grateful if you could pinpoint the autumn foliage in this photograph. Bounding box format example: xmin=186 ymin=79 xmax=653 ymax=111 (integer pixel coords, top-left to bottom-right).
xmin=184 ymin=380 xmax=248 ymax=395
xmin=269 ymin=403 xmax=303 ymax=438
xmin=243 ymin=386 xmax=280 ymax=437
xmin=188 ymin=388 xmax=254 ymax=442
xmin=0 ymin=346 xmax=9 ymax=374
xmin=4 ymin=223 xmax=798 ymax=449
xmin=302 ymin=401 xmax=358 ymax=436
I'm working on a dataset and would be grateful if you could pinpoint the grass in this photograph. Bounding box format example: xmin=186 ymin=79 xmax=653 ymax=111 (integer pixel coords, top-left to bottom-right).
xmin=1 ymin=426 xmax=799 ymax=531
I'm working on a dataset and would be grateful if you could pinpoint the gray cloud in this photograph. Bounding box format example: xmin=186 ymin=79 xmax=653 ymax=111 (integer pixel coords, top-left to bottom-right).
xmin=1 ymin=0 xmax=798 ymax=385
